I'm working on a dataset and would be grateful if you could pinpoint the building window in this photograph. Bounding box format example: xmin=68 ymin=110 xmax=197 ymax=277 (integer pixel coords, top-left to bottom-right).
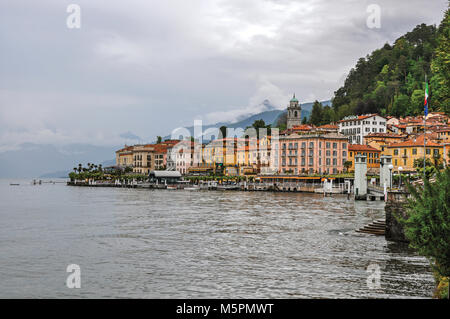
xmin=394 ymin=149 xmax=399 ymax=155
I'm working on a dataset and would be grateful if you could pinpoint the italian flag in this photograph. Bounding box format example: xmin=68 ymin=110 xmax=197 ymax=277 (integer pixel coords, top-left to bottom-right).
xmin=424 ymin=82 xmax=429 ymax=117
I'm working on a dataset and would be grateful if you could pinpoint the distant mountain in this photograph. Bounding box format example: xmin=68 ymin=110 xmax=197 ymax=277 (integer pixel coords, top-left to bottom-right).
xmin=0 ymin=143 xmax=118 ymax=178
xmin=0 ymin=99 xmax=331 ymax=178
xmin=164 ymin=99 xmax=331 ymax=141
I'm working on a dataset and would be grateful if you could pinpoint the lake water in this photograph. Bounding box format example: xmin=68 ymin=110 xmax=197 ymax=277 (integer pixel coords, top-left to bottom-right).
xmin=0 ymin=179 xmax=434 ymax=298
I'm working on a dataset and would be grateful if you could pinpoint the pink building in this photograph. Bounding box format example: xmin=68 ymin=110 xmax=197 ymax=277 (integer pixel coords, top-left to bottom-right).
xmin=279 ymin=133 xmax=348 ymax=175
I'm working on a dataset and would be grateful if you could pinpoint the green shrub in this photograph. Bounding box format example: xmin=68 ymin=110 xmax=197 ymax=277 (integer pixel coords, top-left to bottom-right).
xmin=402 ymin=168 xmax=450 ymax=286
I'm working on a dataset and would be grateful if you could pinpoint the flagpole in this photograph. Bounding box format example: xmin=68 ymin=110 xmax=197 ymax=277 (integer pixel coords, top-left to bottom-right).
xmin=423 ymin=75 xmax=427 ymax=179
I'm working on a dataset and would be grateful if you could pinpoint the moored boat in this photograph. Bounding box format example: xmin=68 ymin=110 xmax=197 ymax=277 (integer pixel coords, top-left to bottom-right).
xmin=184 ymin=186 xmax=200 ymax=191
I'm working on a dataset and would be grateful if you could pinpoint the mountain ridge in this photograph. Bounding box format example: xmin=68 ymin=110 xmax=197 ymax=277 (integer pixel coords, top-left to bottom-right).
xmin=0 ymin=99 xmax=330 ymax=178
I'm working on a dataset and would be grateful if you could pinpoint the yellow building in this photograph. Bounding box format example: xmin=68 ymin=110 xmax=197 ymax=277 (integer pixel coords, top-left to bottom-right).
xmin=437 ymin=128 xmax=450 ymax=143
xmin=210 ymin=138 xmax=239 ymax=167
xmin=348 ymin=144 xmax=381 ymax=172
xmin=386 ymin=135 xmax=443 ymax=172
xmin=115 ymin=146 xmax=134 ymax=167
xmin=364 ymin=133 xmax=405 ymax=153
xmin=237 ymin=145 xmax=250 ymax=167
xmin=132 ymin=145 xmax=155 ymax=175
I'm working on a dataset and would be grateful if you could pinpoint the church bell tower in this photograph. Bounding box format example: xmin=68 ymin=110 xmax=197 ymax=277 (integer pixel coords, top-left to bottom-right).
xmin=286 ymin=94 xmax=302 ymax=129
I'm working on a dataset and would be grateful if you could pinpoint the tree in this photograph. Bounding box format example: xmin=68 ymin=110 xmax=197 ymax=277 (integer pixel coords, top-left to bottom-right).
xmin=330 ymin=17 xmax=441 ymax=118
xmin=402 ymin=168 xmax=450 ymax=293
xmin=309 ymin=101 xmax=323 ymax=126
xmin=321 ymin=106 xmax=336 ymax=125
xmin=391 ymin=94 xmax=410 ymax=117
xmin=247 ymin=119 xmax=271 ymax=138
xmin=430 ymin=7 xmax=450 ymax=113
xmin=344 ymin=161 xmax=352 ymax=173
xmin=409 ymin=89 xmax=425 ymax=115
xmin=219 ymin=126 xmax=227 ymax=139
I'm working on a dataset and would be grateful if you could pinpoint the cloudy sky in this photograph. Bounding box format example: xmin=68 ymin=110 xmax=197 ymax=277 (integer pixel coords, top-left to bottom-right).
xmin=0 ymin=0 xmax=447 ymax=150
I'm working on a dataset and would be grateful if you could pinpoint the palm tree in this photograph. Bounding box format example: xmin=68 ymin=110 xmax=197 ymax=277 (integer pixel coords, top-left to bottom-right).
xmin=344 ymin=160 xmax=352 ymax=173
xmin=77 ymin=164 xmax=82 ymax=173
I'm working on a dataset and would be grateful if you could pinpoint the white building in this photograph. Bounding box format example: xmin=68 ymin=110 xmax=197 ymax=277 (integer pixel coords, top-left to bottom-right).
xmin=168 ymin=140 xmax=196 ymax=174
xmin=338 ymin=114 xmax=387 ymax=144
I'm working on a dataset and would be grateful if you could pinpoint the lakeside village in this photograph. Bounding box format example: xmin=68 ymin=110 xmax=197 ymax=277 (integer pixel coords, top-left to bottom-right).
xmin=68 ymin=95 xmax=450 ymax=198
xmin=68 ymin=95 xmax=450 ymax=298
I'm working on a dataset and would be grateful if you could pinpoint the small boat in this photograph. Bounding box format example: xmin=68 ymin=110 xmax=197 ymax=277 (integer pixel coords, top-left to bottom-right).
xmin=166 ymin=185 xmax=178 ymax=190
xmin=200 ymin=181 xmax=218 ymax=190
xmin=184 ymin=186 xmax=200 ymax=191
xmin=217 ymin=184 xmax=239 ymax=191
xmin=9 ymin=183 xmax=20 ymax=186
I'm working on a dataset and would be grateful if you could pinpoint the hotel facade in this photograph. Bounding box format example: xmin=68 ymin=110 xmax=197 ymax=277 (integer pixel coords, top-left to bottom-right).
xmin=338 ymin=114 xmax=387 ymax=144
xmin=279 ymin=133 xmax=348 ymax=175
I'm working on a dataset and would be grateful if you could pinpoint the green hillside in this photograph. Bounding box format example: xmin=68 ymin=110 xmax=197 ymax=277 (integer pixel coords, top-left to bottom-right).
xmin=331 ymin=6 xmax=449 ymax=119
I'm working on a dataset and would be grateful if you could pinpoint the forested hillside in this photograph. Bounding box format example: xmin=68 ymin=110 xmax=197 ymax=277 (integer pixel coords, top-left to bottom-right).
xmin=327 ymin=6 xmax=449 ymax=121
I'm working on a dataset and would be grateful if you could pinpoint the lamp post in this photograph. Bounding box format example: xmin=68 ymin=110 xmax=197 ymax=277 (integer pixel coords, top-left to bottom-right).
xmin=398 ymin=166 xmax=403 ymax=189
xmin=388 ymin=164 xmax=394 ymax=189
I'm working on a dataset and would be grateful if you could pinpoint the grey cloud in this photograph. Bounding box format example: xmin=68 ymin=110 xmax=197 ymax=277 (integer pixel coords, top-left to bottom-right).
xmin=0 ymin=0 xmax=447 ymax=149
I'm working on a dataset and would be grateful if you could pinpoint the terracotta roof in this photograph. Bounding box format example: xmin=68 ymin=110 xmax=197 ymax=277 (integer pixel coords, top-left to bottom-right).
xmin=160 ymin=139 xmax=181 ymax=145
xmin=317 ymin=124 xmax=338 ymax=129
xmin=338 ymin=114 xmax=384 ymax=123
xmin=365 ymin=132 xmax=404 ymax=138
xmin=116 ymin=145 xmax=134 ymax=153
xmin=291 ymin=124 xmax=313 ymax=131
xmin=348 ymin=144 xmax=381 ymax=152
xmin=388 ymin=135 xmax=442 ymax=148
